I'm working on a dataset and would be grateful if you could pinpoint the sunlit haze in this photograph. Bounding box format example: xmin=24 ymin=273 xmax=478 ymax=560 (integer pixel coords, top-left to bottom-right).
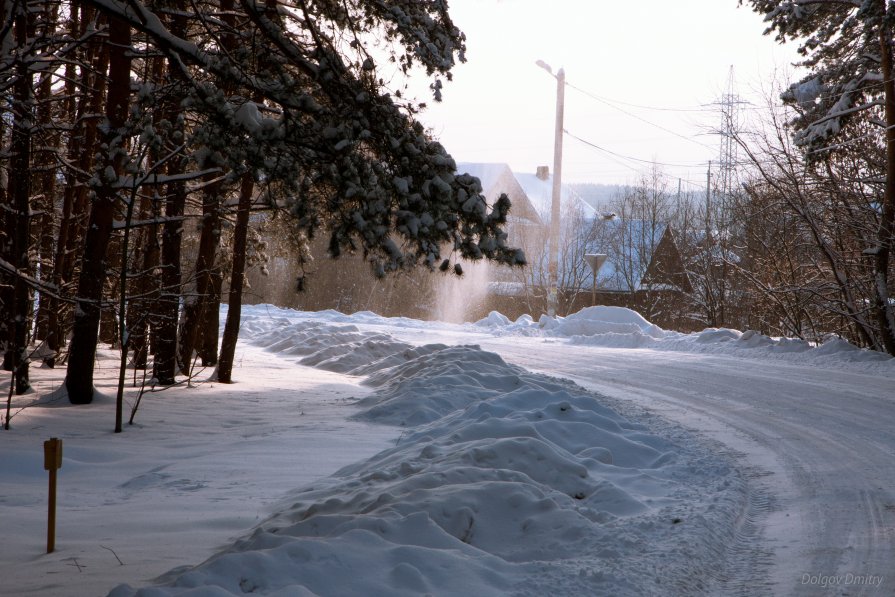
xmin=417 ymin=0 xmax=800 ymax=189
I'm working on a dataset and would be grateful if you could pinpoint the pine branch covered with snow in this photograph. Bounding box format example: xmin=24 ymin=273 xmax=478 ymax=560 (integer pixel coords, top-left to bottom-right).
xmin=83 ymin=0 xmax=524 ymax=275
xmin=745 ymin=0 xmax=884 ymax=151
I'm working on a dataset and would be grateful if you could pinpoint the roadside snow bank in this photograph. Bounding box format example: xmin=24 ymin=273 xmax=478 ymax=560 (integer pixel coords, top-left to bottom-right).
xmin=658 ymin=326 xmax=894 ymax=367
xmin=463 ymin=304 xmax=893 ymax=371
xmin=111 ymin=316 xmax=748 ymax=596
xmin=239 ymin=303 xmax=893 ymax=373
xmin=553 ymin=306 xmax=666 ymax=340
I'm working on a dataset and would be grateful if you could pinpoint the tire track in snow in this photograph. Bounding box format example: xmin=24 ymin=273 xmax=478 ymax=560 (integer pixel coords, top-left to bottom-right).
xmin=474 ymin=339 xmax=895 ymax=596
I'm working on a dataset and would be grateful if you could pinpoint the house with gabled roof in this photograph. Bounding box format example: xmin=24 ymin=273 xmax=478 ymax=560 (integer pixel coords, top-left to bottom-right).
xmin=455 ymin=162 xmax=691 ymax=325
xmin=456 ymin=162 xmax=542 ymax=229
xmin=457 ymin=162 xmax=591 ymax=226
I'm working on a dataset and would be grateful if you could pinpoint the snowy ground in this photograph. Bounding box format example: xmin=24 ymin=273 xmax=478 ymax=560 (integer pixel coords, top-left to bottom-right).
xmin=2 ymin=305 xmax=893 ymax=596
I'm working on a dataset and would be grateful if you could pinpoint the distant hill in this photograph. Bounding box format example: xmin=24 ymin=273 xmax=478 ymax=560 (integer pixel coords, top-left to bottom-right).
xmin=572 ymin=183 xmax=706 ymax=212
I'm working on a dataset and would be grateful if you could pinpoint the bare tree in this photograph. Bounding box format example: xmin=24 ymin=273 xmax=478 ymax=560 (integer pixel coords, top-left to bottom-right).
xmin=733 ymin=89 xmax=889 ymax=349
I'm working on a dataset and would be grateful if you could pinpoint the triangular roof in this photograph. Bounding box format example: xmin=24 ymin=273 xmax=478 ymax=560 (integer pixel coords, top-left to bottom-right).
xmin=583 ymin=218 xmax=669 ymax=292
xmin=455 ymin=162 xmax=514 ymax=197
xmin=456 ymin=162 xmax=540 ymax=225
xmin=512 ymin=172 xmax=593 ymax=221
xmin=567 ymin=183 xmax=630 ymax=212
xmin=456 ymin=162 xmax=592 ymax=226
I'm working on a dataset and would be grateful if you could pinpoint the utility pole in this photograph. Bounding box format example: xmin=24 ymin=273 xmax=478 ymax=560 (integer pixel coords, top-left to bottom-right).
xmin=705 ymin=160 xmax=712 ymax=244
xmin=704 ymin=159 xmax=715 ymax=326
xmin=536 ymin=60 xmax=565 ymax=317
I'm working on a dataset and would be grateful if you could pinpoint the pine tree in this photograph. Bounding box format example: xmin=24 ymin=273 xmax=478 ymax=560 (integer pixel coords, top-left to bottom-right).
xmin=100 ymin=0 xmax=521 ymax=387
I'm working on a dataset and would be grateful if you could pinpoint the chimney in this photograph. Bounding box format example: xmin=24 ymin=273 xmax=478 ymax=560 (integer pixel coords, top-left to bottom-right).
xmin=536 ymin=165 xmax=549 ymax=181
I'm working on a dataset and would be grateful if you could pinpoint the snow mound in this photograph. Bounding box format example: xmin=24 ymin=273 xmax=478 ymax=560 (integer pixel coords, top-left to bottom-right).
xmin=469 ymin=312 xmax=541 ymax=337
xmin=539 ymin=313 xmax=560 ymax=331
xmin=662 ymin=326 xmax=891 ymax=367
xmin=474 ymin=310 xmax=512 ymax=327
xmin=695 ymin=328 xmax=741 ymax=343
xmin=553 ymin=306 xmax=666 ymax=340
xmin=463 ymin=304 xmax=891 ymax=371
xmin=353 ymin=345 xmax=532 ymax=426
xmin=568 ymin=329 xmax=656 ymax=349
xmin=693 ymin=329 xmax=811 ymax=352
xmin=810 ymin=336 xmax=893 ymax=362
xmin=240 ymin=318 xmax=428 ymax=377
xmin=299 ymin=339 xmax=413 ymax=374
xmin=238 ymin=303 xmax=893 ymax=374
xmin=539 ymin=306 xmax=666 ymax=347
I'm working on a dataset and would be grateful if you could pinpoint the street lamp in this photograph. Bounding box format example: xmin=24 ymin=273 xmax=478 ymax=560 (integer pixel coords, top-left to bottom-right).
xmin=536 ymin=60 xmax=565 ymax=317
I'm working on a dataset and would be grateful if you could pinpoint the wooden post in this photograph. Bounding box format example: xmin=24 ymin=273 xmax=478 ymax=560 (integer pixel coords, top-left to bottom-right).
xmin=44 ymin=437 xmax=63 ymax=553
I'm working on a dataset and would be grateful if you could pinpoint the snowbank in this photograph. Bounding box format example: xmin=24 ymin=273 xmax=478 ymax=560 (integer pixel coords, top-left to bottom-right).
xmin=459 ymin=304 xmax=894 ymax=372
xmin=553 ymin=306 xmax=666 ymax=340
xmin=473 ymin=310 xmax=511 ymax=327
xmin=111 ymin=315 xmax=747 ymax=596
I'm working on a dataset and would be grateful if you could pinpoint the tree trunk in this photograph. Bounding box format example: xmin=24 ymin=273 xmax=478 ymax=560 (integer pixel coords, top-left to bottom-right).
xmin=7 ymin=8 xmax=36 ymax=394
xmin=151 ymin=2 xmax=196 ymax=386
xmin=0 ymin=12 xmax=13 ymax=372
xmin=32 ymin=0 xmax=61 ymax=347
xmin=100 ymin=234 xmax=122 ymax=346
xmin=129 ymin=194 xmax=160 ymax=370
xmin=0 ymin=192 xmax=8 ymax=375
xmin=177 ymin=190 xmax=221 ymax=375
xmin=152 ymin=173 xmax=186 ymax=385
xmin=151 ymin=18 xmax=190 ymax=386
xmin=176 ymin=0 xmax=243 ymax=376
xmin=130 ymin=56 xmax=168 ymax=372
xmin=198 ymin=266 xmax=222 ymax=366
xmin=48 ymin=9 xmax=108 ymax=365
xmin=65 ymin=16 xmax=132 ymax=404
xmin=217 ymin=174 xmax=254 ymax=383
xmin=876 ymin=17 xmax=895 ymax=356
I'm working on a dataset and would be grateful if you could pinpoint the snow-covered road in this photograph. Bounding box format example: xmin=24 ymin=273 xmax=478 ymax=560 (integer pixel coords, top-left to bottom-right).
xmin=468 ymin=340 xmax=894 ymax=595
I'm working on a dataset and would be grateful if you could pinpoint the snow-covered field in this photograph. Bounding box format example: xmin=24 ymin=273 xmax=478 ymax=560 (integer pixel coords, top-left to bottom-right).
xmin=2 ymin=305 xmax=892 ymax=596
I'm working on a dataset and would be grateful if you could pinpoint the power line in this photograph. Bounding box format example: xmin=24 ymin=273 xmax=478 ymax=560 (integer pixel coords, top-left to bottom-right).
xmin=564 ymin=129 xmax=710 ymax=169
xmin=567 ymin=76 xmax=895 ymax=116
xmin=566 ymin=81 xmax=718 ymax=151
xmin=566 ymin=82 xmax=713 ymax=113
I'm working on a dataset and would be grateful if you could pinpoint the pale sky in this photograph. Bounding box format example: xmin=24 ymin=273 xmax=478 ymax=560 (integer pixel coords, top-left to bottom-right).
xmin=415 ymin=0 xmax=800 ymax=189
